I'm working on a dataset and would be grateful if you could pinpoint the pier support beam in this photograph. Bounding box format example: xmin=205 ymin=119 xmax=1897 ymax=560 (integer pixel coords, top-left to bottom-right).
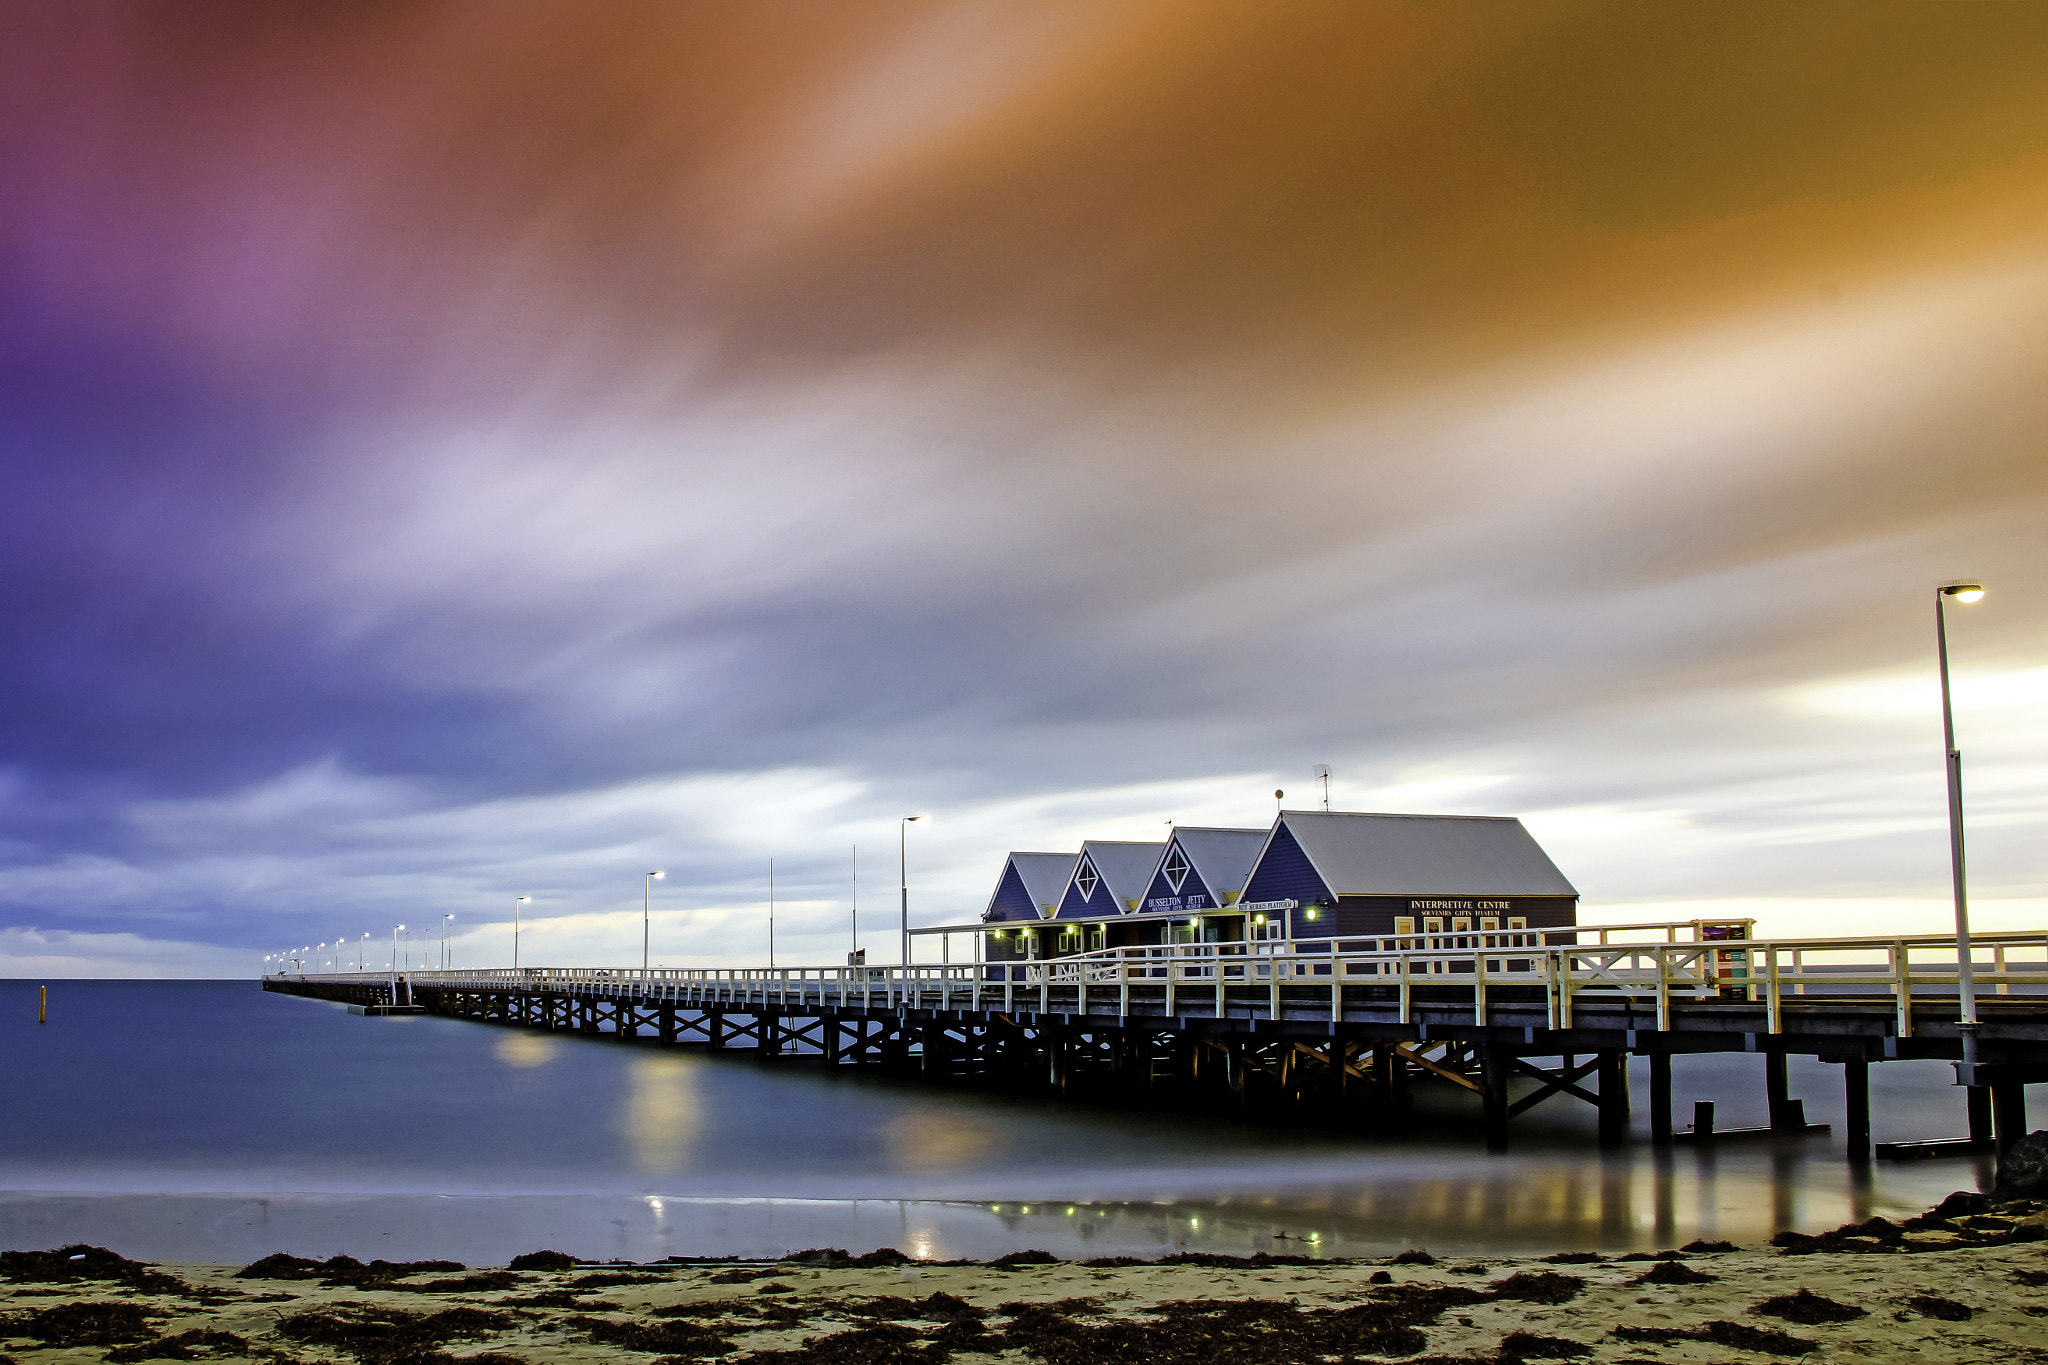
xmin=1967 ymin=1085 xmax=1993 ymax=1145
xmin=1992 ymin=1083 xmax=2028 ymax=1156
xmin=1843 ymin=1058 xmax=1871 ymax=1163
xmin=1765 ymin=1051 xmax=1796 ymax=1129
xmin=1649 ymin=1053 xmax=1672 ymax=1146
xmin=1597 ymin=1051 xmax=1629 ymax=1148
xmin=1480 ymin=1048 xmax=1510 ymax=1153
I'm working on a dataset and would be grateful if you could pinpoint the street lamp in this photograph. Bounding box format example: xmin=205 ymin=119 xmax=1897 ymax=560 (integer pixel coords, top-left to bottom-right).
xmin=441 ymin=914 xmax=454 ymax=970
xmin=1937 ymin=580 xmax=1986 ymax=1074
xmin=900 ymin=816 xmax=922 ymax=970
xmin=359 ymin=933 xmax=368 ymax=972
xmin=644 ymin=871 xmax=665 ymax=973
xmin=513 ymin=896 xmax=530 ymax=971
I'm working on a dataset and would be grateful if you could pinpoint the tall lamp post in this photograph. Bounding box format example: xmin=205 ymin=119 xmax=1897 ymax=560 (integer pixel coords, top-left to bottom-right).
xmin=899 ymin=815 xmax=922 ymax=971
xmin=643 ymin=872 xmax=664 ymax=973
xmin=513 ymin=896 xmax=530 ymax=971
xmin=441 ymin=914 xmax=454 ymax=970
xmin=1936 ymin=581 xmax=1986 ymax=1075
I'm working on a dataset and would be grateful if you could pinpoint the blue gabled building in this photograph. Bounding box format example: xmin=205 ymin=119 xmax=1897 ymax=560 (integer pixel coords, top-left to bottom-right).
xmin=1235 ymin=811 xmax=1578 ymax=940
xmin=1054 ymin=840 xmax=1165 ymax=920
xmin=982 ymin=851 xmax=1081 ymax=924
xmin=1133 ymin=825 xmax=1266 ymax=922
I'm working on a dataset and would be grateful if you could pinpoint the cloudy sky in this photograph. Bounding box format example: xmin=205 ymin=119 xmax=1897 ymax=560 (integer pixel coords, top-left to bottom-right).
xmin=3 ymin=2 xmax=2046 ymax=976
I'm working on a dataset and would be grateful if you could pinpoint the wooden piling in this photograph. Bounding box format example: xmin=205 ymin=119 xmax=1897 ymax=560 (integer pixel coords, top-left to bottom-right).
xmin=1843 ymin=1058 xmax=1871 ymax=1163
xmin=1649 ymin=1053 xmax=1672 ymax=1145
xmin=1992 ymin=1083 xmax=2028 ymax=1155
xmin=1765 ymin=1050 xmax=1795 ymax=1129
xmin=1597 ymin=1051 xmax=1629 ymax=1148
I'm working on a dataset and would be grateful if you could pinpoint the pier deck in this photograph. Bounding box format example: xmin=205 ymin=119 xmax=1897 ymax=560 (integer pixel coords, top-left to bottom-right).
xmin=266 ymin=925 xmax=2048 ymax=1156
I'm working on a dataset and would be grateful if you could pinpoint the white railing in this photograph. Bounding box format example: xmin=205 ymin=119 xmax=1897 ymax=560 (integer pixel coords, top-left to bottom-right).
xmin=269 ymin=927 xmax=2048 ymax=1036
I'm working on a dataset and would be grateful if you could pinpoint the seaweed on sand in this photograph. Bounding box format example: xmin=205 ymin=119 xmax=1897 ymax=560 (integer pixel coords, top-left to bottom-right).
xmin=1613 ymin=1320 xmax=1815 ymax=1355
xmin=1752 ymin=1289 xmax=1867 ymax=1324
xmin=275 ymin=1304 xmax=515 ymax=1363
xmin=565 ymin=1313 xmax=738 ymax=1355
xmin=238 ymin=1255 xmax=465 ymax=1288
xmin=1 ymin=1300 xmax=159 ymax=1347
xmin=0 ymin=1244 xmax=193 ymax=1297
xmin=105 ymin=1328 xmax=249 ymax=1361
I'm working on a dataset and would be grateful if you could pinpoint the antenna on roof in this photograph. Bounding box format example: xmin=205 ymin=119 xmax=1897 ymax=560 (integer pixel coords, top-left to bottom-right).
xmin=1313 ymin=764 xmax=1331 ymax=812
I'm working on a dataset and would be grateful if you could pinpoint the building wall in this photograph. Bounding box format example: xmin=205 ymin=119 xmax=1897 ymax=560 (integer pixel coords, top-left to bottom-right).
xmin=984 ymin=861 xmax=1045 ymax=923
xmin=1237 ymin=823 xmax=1333 ymax=909
xmin=1286 ymin=895 xmax=1578 ymax=939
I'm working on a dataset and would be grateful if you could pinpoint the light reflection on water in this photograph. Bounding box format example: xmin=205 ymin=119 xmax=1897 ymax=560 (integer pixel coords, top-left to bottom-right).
xmin=0 ymin=981 xmax=2025 ymax=1262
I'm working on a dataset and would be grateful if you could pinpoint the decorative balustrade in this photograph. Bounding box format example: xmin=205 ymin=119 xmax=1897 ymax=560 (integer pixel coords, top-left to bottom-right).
xmin=271 ymin=924 xmax=2048 ymax=1035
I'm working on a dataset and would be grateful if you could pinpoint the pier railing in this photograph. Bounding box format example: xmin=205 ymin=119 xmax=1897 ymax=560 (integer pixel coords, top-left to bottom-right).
xmin=273 ymin=926 xmax=2048 ymax=1035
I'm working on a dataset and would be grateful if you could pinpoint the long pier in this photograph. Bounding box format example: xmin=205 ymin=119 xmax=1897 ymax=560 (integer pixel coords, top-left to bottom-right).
xmin=265 ymin=923 xmax=2048 ymax=1157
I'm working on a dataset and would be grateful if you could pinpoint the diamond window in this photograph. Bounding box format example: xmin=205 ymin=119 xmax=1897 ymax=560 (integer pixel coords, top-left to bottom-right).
xmin=1162 ymin=845 xmax=1190 ymax=893
xmin=1074 ymin=857 xmax=1098 ymax=901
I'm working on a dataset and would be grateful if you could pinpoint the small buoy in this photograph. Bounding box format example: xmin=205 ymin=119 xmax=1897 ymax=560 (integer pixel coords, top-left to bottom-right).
xmin=38 ymin=984 xmax=46 ymax=1024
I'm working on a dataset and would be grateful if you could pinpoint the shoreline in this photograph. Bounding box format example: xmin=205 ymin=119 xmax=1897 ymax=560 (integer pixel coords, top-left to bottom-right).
xmin=3 ymin=1194 xmax=2045 ymax=1363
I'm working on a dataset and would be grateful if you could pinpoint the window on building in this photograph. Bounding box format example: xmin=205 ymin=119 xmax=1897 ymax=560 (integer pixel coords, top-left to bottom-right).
xmin=1480 ymin=917 xmax=1499 ymax=933
xmin=1394 ymin=916 xmax=1416 ymax=938
xmin=1073 ymin=857 xmax=1098 ymax=901
xmin=1163 ymin=845 xmax=1190 ymax=892
xmin=1424 ymin=917 xmax=1444 ymax=935
xmin=1508 ymin=916 xmax=1527 ymax=930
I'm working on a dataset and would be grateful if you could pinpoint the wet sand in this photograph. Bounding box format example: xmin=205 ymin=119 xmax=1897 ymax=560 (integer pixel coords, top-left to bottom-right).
xmin=3 ymin=1196 xmax=2045 ymax=1364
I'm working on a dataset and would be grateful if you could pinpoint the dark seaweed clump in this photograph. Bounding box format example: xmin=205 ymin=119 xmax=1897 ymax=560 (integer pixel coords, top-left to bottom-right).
xmin=396 ymin=1271 xmax=528 ymax=1294
xmin=1902 ymin=1294 xmax=1974 ymax=1321
xmin=236 ymin=1254 xmax=464 ymax=1288
xmin=1488 ymin=1272 xmax=1585 ymax=1305
xmin=991 ymin=1250 xmax=1062 ymax=1269
xmin=566 ymin=1313 xmax=737 ymax=1355
xmin=105 ymin=1329 xmax=248 ymax=1362
xmin=0 ymin=1245 xmax=192 ymax=1297
xmin=1 ymin=1300 xmax=158 ymax=1347
xmin=1753 ymin=1289 xmax=1867 ymax=1324
xmin=1538 ymin=1252 xmax=1602 ymax=1265
xmin=850 ymin=1293 xmax=985 ymax=1322
xmin=1496 ymin=1330 xmax=1591 ymax=1361
xmin=781 ymin=1247 xmax=916 ymax=1269
xmin=506 ymin=1249 xmax=578 ymax=1271
xmin=1680 ymin=1238 xmax=1737 ymax=1253
xmin=1614 ymin=1320 xmax=1815 ymax=1355
xmin=1388 ymin=1249 xmax=1437 ymax=1266
xmin=276 ymin=1304 xmax=514 ymax=1363
xmin=1632 ymin=1260 xmax=1715 ymax=1286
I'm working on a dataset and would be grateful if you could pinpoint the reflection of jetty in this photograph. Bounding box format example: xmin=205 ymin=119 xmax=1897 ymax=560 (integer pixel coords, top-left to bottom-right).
xmin=267 ymin=921 xmax=2047 ymax=1159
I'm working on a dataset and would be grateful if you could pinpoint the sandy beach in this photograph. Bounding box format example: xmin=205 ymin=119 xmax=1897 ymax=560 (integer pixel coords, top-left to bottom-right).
xmin=2 ymin=1193 xmax=2044 ymax=1364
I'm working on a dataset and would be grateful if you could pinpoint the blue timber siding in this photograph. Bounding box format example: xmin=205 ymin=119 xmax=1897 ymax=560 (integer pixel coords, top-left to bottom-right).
xmin=1136 ymin=841 xmax=1216 ymax=915
xmin=986 ymin=861 xmax=1044 ymax=923
xmin=1238 ymin=823 xmax=1333 ymax=910
xmin=1056 ymin=862 xmax=1120 ymax=917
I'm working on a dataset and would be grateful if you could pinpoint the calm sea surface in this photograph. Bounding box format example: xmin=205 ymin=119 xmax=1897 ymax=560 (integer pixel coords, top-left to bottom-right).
xmin=0 ymin=980 xmax=2018 ymax=1264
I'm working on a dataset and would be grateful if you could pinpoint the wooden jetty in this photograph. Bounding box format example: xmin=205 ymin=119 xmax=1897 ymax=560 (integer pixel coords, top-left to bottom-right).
xmin=265 ymin=922 xmax=2048 ymax=1157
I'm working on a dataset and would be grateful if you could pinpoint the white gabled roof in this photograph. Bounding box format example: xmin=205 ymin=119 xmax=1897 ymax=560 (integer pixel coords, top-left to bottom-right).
xmin=1071 ymin=839 xmax=1166 ymax=913
xmin=1158 ymin=826 xmax=1266 ymax=903
xmin=1276 ymin=811 xmax=1578 ymax=898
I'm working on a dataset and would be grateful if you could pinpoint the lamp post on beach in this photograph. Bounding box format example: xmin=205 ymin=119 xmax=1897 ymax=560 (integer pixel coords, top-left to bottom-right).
xmin=1936 ymin=580 xmax=1987 ymax=1074
xmin=513 ymin=896 xmax=529 ymax=971
xmin=643 ymin=872 xmax=664 ymax=973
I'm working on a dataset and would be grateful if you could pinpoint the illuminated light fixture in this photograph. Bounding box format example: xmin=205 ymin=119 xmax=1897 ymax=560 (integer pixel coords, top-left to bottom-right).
xmin=1305 ymin=907 xmax=1320 ymax=921
xmin=1942 ymin=581 xmax=1986 ymax=604
xmin=1253 ymin=914 xmax=1266 ymax=925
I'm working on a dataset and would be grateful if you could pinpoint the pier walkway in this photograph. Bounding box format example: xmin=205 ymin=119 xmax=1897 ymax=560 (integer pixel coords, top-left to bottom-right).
xmin=265 ymin=923 xmax=2048 ymax=1157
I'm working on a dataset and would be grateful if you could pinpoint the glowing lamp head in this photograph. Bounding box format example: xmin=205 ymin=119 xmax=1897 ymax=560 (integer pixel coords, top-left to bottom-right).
xmin=1942 ymin=581 xmax=1986 ymax=604
xmin=651 ymin=870 xmax=665 ymax=880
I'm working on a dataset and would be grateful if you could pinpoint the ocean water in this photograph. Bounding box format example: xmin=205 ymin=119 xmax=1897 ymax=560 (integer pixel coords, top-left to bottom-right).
xmin=0 ymin=979 xmax=2023 ymax=1264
